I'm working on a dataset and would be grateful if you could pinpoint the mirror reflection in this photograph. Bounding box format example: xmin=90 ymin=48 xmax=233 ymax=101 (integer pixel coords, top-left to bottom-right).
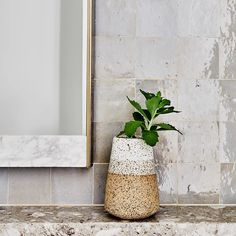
xmin=0 ymin=0 xmax=85 ymax=135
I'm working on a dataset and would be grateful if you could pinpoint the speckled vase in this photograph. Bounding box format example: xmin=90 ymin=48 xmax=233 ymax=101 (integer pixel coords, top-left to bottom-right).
xmin=104 ymin=137 xmax=159 ymax=220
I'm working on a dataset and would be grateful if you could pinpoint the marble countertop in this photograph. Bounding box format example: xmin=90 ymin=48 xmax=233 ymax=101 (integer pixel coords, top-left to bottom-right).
xmin=0 ymin=205 xmax=235 ymax=223
xmin=1 ymin=206 xmax=236 ymax=235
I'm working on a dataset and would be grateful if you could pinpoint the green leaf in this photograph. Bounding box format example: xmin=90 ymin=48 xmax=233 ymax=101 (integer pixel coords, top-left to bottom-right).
xmin=156 ymin=106 xmax=180 ymax=115
xmin=156 ymin=91 xmax=162 ymax=98
xmin=142 ymin=130 xmax=159 ymax=146
xmin=124 ymin=121 xmax=143 ymax=138
xmin=133 ymin=112 xmax=144 ymax=121
xmin=146 ymin=96 xmax=162 ymax=117
xmin=158 ymin=99 xmax=171 ymax=109
xmin=143 ymin=109 xmax=152 ymax=120
xmin=140 ymin=89 xmax=155 ymax=100
xmin=127 ymin=97 xmax=148 ymax=120
xmin=150 ymin=125 xmax=158 ymax=131
xmin=156 ymin=123 xmax=183 ymax=135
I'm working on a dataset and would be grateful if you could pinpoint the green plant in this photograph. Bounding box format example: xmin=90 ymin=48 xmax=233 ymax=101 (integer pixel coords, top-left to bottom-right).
xmin=118 ymin=89 xmax=182 ymax=146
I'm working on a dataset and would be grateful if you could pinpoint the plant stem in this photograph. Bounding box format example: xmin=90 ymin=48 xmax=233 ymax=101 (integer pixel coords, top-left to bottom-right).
xmin=147 ymin=117 xmax=154 ymax=130
xmin=147 ymin=109 xmax=158 ymax=130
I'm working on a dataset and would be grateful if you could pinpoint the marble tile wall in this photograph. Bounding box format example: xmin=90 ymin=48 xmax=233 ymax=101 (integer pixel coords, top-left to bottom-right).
xmin=0 ymin=0 xmax=236 ymax=205
xmin=93 ymin=0 xmax=236 ymax=205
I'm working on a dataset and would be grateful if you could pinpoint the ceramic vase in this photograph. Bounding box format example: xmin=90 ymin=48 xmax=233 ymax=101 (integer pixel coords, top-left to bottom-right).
xmin=104 ymin=137 xmax=159 ymax=220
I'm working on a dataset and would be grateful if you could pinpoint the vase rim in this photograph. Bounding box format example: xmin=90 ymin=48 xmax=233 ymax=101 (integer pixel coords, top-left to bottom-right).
xmin=113 ymin=136 xmax=143 ymax=140
xmin=113 ymin=136 xmax=149 ymax=145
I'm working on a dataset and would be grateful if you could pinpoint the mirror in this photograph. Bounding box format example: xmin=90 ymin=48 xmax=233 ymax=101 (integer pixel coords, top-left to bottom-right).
xmin=0 ymin=0 xmax=92 ymax=167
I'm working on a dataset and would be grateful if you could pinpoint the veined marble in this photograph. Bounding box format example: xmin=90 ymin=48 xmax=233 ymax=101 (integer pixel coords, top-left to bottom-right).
xmin=0 ymin=206 xmax=236 ymax=235
xmin=0 ymin=136 xmax=87 ymax=167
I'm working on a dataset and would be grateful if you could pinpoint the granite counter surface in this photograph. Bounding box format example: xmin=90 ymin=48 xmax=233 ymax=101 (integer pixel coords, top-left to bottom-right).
xmin=0 ymin=206 xmax=236 ymax=235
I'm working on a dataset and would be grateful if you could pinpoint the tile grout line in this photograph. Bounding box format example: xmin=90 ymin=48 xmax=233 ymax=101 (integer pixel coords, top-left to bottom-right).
xmin=176 ymin=74 xmax=180 ymax=205
xmin=94 ymin=35 xmax=220 ymax=40
xmin=1 ymin=203 xmax=236 ymax=207
xmin=218 ymin=27 xmax=221 ymax=205
xmin=134 ymin=0 xmax=137 ymax=77
xmin=94 ymin=78 xmax=236 ymax=81
xmin=49 ymin=168 xmax=52 ymax=204
xmin=219 ymin=163 xmax=221 ymax=204
xmin=92 ymin=164 xmax=95 ymax=204
xmin=6 ymin=167 xmax=9 ymax=204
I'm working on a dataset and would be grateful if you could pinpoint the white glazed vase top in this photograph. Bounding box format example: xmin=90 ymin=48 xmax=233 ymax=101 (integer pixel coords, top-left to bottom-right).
xmin=104 ymin=137 xmax=159 ymax=220
xmin=108 ymin=137 xmax=156 ymax=175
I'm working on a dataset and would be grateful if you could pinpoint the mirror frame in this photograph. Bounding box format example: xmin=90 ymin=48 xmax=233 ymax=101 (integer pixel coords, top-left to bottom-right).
xmin=0 ymin=0 xmax=93 ymax=168
xmin=85 ymin=0 xmax=93 ymax=167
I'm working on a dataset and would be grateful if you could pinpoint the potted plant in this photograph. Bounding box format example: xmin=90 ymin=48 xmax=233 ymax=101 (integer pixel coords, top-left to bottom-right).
xmin=104 ymin=89 xmax=182 ymax=220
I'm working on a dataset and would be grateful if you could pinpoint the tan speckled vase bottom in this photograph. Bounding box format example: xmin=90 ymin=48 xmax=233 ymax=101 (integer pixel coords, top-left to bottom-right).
xmin=104 ymin=173 xmax=159 ymax=220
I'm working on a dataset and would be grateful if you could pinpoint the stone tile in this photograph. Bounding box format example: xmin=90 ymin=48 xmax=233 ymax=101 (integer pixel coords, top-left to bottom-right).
xmin=219 ymin=37 xmax=236 ymax=80
xmin=178 ymin=163 xmax=220 ymax=204
xmin=93 ymin=79 xmax=135 ymax=122
xmin=219 ymin=40 xmax=236 ymax=81
xmin=178 ymin=122 xmax=219 ymax=163
xmin=136 ymin=0 xmax=178 ymax=37
xmin=135 ymin=38 xmax=178 ymax=79
xmin=156 ymin=164 xmax=178 ymax=204
xmin=189 ymin=0 xmax=220 ymax=37
xmin=0 ymin=168 xmax=8 ymax=204
xmin=177 ymin=0 xmax=193 ymax=37
xmin=219 ymin=80 xmax=236 ymax=122
xmin=219 ymin=122 xmax=236 ymax=163
xmin=220 ymin=163 xmax=236 ymax=204
xmin=8 ymin=168 xmax=50 ymax=204
xmin=219 ymin=0 xmax=236 ymax=80
xmin=220 ymin=0 xmax=236 ymax=37
xmin=93 ymin=122 xmax=123 ymax=163
xmin=154 ymin=132 xmax=178 ymax=164
xmin=51 ymin=168 xmax=93 ymax=204
xmin=176 ymin=0 xmax=192 ymax=37
xmin=93 ymin=164 xmax=109 ymax=204
xmin=177 ymin=0 xmax=220 ymax=37
xmin=95 ymin=0 xmax=136 ymax=36
xmin=95 ymin=36 xmax=135 ymax=78
xmin=178 ymin=80 xmax=219 ymax=122
xmin=177 ymin=38 xmax=219 ymax=79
